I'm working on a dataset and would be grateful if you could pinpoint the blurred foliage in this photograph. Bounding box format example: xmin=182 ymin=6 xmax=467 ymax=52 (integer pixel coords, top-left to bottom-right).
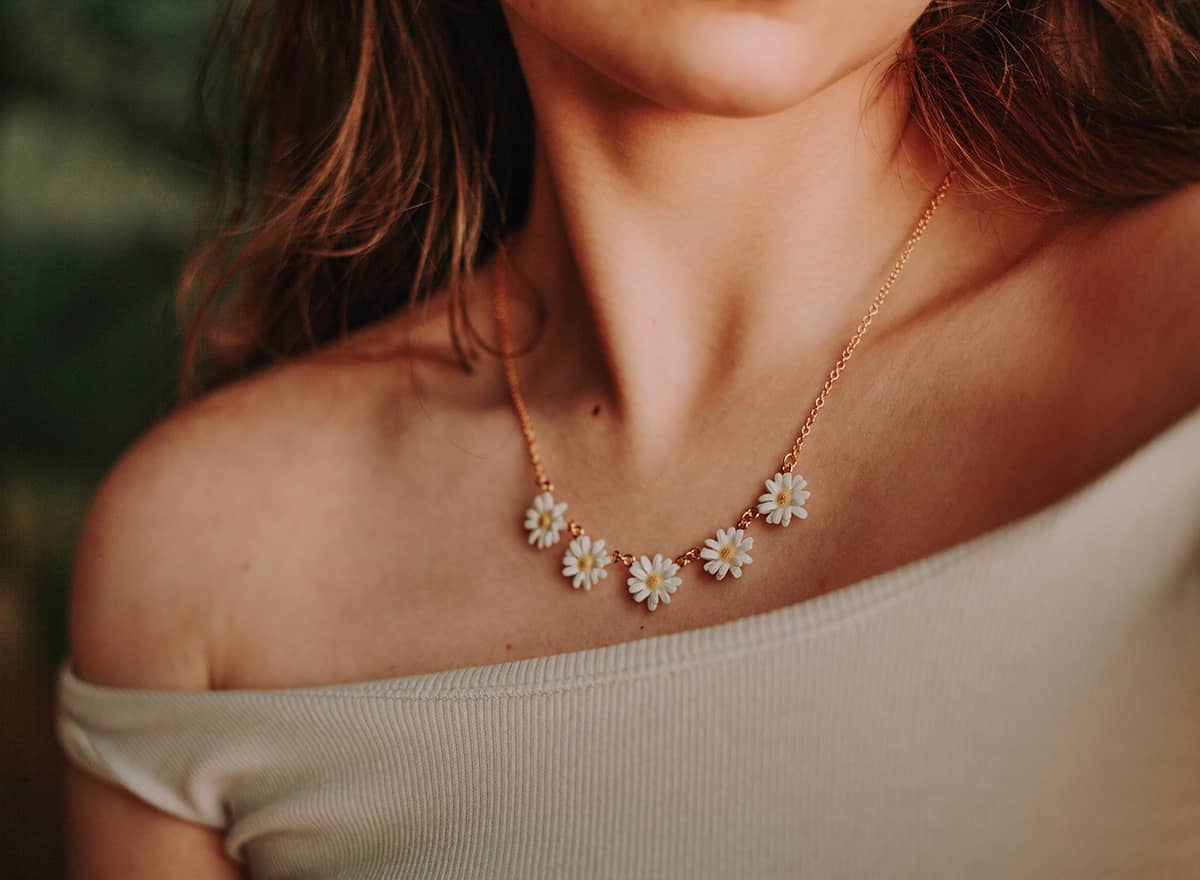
xmin=3 ymin=0 xmax=219 ymax=667
xmin=2 ymin=8 xmax=224 ymax=870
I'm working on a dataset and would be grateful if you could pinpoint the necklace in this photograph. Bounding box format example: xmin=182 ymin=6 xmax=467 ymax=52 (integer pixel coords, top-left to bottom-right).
xmin=493 ymin=170 xmax=954 ymax=612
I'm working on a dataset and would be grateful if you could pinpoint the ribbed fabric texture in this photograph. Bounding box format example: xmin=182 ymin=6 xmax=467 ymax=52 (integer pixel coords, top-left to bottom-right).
xmin=57 ymin=405 xmax=1200 ymax=879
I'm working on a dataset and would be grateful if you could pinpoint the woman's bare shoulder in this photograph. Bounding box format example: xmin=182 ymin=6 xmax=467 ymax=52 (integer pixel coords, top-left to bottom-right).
xmin=1086 ymin=181 xmax=1200 ymax=314
xmin=1063 ymin=182 xmax=1200 ymax=396
xmin=68 ymin=294 xmax=505 ymax=691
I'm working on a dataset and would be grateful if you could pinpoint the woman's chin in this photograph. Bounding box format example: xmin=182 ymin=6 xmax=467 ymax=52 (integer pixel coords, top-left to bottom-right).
xmin=588 ymin=18 xmax=882 ymax=119
xmin=641 ymin=62 xmax=826 ymax=119
xmin=655 ymin=19 xmax=837 ymax=115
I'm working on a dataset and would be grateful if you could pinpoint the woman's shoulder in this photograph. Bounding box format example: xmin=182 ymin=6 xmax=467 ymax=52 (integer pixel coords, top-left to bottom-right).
xmin=1054 ymin=181 xmax=1200 ymax=405
xmin=1075 ymin=180 xmax=1200 ymax=319
xmin=67 ymin=290 xmax=507 ymax=692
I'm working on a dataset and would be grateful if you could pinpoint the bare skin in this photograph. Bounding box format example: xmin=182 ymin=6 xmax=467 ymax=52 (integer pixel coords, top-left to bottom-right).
xmin=66 ymin=1 xmax=1200 ymax=876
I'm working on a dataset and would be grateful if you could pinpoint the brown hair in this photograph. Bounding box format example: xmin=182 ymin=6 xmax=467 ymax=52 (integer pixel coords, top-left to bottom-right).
xmin=178 ymin=0 xmax=1200 ymax=396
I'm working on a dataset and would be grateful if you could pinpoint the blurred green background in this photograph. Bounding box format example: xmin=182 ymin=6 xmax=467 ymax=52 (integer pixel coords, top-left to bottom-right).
xmin=3 ymin=2 xmax=217 ymax=874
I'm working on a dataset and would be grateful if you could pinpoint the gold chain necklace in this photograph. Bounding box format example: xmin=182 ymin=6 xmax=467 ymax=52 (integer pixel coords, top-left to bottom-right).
xmin=493 ymin=170 xmax=954 ymax=611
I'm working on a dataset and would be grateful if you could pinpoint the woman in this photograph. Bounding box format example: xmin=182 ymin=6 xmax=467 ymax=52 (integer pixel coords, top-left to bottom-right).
xmin=58 ymin=0 xmax=1200 ymax=877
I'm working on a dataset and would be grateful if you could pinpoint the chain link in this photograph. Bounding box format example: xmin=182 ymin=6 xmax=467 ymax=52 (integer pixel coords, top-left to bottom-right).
xmin=493 ymin=170 xmax=955 ymax=570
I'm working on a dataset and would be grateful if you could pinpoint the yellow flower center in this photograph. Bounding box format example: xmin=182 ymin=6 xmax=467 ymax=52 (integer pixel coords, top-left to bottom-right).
xmin=538 ymin=511 xmax=552 ymax=529
xmin=719 ymin=544 xmax=736 ymax=561
xmin=645 ymin=573 xmax=662 ymax=589
xmin=579 ymin=554 xmax=594 ymax=571
xmin=775 ymin=490 xmax=792 ymax=507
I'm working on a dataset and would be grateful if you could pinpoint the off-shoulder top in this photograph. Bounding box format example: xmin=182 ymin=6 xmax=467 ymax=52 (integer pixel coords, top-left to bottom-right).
xmin=56 ymin=404 xmax=1200 ymax=879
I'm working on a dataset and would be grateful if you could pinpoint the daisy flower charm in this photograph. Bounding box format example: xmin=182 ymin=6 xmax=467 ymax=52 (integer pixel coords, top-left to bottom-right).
xmin=757 ymin=471 xmax=810 ymax=526
xmin=561 ymin=535 xmax=612 ymax=590
xmin=627 ymin=553 xmax=683 ymax=611
xmin=524 ymin=491 xmax=567 ymax=548
xmin=700 ymin=527 xmax=754 ymax=580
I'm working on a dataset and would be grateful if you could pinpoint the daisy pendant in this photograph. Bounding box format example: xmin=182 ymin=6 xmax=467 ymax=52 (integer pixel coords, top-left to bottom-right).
xmin=524 ymin=491 xmax=567 ymax=549
xmin=627 ymin=553 xmax=683 ymax=612
xmin=561 ymin=535 xmax=612 ymax=590
xmin=757 ymin=471 xmax=810 ymax=527
xmin=699 ymin=527 xmax=754 ymax=581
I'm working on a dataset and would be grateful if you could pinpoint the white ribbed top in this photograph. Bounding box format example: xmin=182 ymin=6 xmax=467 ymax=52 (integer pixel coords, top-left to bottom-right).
xmin=57 ymin=404 xmax=1200 ymax=879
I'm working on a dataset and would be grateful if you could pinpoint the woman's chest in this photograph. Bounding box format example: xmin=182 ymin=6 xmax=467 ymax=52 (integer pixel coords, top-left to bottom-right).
xmin=216 ymin=255 xmax=1197 ymax=691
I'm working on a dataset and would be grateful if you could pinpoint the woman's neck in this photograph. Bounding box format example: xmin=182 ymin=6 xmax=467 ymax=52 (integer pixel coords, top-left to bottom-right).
xmin=498 ymin=17 xmax=957 ymax=460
